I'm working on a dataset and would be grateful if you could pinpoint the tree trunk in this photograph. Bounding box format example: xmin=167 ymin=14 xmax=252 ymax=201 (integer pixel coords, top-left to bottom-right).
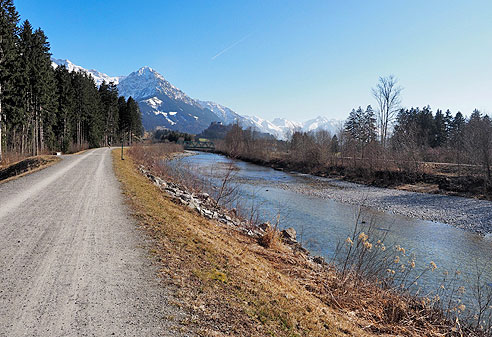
xmin=0 ymin=88 xmax=2 ymax=163
xmin=0 ymin=36 xmax=3 ymax=163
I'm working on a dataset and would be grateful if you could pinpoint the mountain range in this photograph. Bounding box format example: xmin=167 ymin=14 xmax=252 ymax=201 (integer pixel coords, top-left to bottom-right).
xmin=51 ymin=58 xmax=341 ymax=138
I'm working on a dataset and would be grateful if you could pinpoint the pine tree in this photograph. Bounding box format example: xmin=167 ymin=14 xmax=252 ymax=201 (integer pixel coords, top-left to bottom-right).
xmin=432 ymin=109 xmax=446 ymax=148
xmin=99 ymin=81 xmax=119 ymax=146
xmin=444 ymin=109 xmax=453 ymax=144
xmin=18 ymin=20 xmax=36 ymax=154
xmin=0 ymin=0 xmax=20 ymax=161
xmin=344 ymin=107 xmax=364 ymax=141
xmin=54 ymin=65 xmax=75 ymax=152
xmin=117 ymin=95 xmax=128 ymax=142
xmin=363 ymin=105 xmax=377 ymax=143
xmin=126 ymin=96 xmax=142 ymax=144
xmin=449 ymin=111 xmax=466 ymax=168
xmin=32 ymin=27 xmax=57 ymax=153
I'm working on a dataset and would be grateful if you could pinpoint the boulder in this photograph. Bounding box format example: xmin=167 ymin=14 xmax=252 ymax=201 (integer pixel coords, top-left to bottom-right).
xmin=281 ymin=227 xmax=297 ymax=243
xmin=197 ymin=192 xmax=210 ymax=200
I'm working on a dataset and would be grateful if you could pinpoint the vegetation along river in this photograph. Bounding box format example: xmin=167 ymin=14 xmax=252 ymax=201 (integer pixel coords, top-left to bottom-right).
xmin=176 ymin=151 xmax=492 ymax=312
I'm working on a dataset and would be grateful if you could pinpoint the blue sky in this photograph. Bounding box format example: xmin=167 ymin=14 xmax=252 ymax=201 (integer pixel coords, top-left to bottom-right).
xmin=16 ymin=0 xmax=492 ymax=121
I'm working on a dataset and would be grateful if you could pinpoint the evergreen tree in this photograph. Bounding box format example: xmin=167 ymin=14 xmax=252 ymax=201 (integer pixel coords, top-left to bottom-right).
xmin=449 ymin=111 xmax=466 ymax=168
xmin=344 ymin=107 xmax=364 ymax=141
xmin=0 ymin=0 xmax=19 ymax=161
xmin=363 ymin=105 xmax=377 ymax=143
xmin=432 ymin=109 xmax=447 ymax=147
xmin=54 ymin=65 xmax=75 ymax=152
xmin=127 ymin=96 xmax=142 ymax=144
xmin=99 ymin=81 xmax=119 ymax=146
xmin=0 ymin=2 xmax=131 ymax=157
xmin=444 ymin=109 xmax=453 ymax=143
xmin=32 ymin=27 xmax=57 ymax=153
xmin=117 ymin=95 xmax=128 ymax=142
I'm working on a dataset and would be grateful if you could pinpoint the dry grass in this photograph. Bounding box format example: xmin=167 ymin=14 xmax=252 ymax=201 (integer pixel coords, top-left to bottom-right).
xmin=113 ymin=145 xmax=484 ymax=337
xmin=258 ymin=227 xmax=283 ymax=250
xmin=396 ymin=183 xmax=440 ymax=194
xmin=113 ymin=148 xmax=374 ymax=336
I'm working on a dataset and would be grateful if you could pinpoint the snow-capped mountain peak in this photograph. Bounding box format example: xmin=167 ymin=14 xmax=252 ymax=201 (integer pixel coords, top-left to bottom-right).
xmin=51 ymin=58 xmax=122 ymax=86
xmin=51 ymin=57 xmax=342 ymax=137
xmin=302 ymin=116 xmax=341 ymax=133
xmin=117 ymin=66 xmax=197 ymax=106
xmin=196 ymin=100 xmax=242 ymax=125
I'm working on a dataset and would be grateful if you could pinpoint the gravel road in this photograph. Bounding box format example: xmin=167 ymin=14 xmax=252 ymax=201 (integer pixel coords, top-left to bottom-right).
xmin=0 ymin=148 xmax=188 ymax=337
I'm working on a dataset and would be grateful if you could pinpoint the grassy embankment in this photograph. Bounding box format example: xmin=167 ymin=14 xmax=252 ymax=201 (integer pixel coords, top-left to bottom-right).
xmin=0 ymin=155 xmax=61 ymax=184
xmin=111 ymin=145 xmax=479 ymax=337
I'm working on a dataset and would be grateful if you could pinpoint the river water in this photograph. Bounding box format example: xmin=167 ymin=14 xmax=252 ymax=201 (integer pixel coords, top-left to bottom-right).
xmin=176 ymin=151 xmax=492 ymax=308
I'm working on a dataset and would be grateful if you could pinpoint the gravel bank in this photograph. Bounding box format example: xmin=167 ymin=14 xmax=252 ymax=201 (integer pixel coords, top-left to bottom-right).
xmin=281 ymin=175 xmax=492 ymax=235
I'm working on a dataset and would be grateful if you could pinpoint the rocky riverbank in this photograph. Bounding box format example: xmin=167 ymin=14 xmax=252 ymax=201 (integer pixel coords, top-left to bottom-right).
xmin=281 ymin=175 xmax=492 ymax=235
xmin=138 ymin=164 xmax=310 ymax=252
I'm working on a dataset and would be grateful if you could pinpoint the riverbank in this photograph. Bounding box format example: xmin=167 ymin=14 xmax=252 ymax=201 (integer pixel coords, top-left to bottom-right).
xmin=115 ymin=145 xmax=488 ymax=336
xmin=213 ymin=150 xmax=492 ymax=201
xmin=212 ymin=151 xmax=492 ymax=235
xmin=281 ymin=176 xmax=492 ymax=235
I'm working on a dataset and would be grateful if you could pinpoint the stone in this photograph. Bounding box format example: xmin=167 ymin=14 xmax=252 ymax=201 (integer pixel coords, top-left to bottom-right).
xmin=281 ymin=227 xmax=297 ymax=243
xmin=197 ymin=193 xmax=210 ymax=200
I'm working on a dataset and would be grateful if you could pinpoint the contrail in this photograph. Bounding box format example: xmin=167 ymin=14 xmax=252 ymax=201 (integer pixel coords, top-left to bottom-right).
xmin=211 ymin=33 xmax=252 ymax=60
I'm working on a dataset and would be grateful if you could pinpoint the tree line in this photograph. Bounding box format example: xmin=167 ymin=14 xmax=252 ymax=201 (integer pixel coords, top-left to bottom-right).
xmin=218 ymin=75 xmax=492 ymax=183
xmin=0 ymin=0 xmax=143 ymax=162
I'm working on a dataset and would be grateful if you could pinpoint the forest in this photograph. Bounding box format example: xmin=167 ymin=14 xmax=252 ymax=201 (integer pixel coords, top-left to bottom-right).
xmin=0 ymin=0 xmax=143 ymax=163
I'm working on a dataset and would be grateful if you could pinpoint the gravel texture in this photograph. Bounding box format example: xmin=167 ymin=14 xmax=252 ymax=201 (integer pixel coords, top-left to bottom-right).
xmin=0 ymin=148 xmax=190 ymax=337
xmin=282 ymin=176 xmax=492 ymax=235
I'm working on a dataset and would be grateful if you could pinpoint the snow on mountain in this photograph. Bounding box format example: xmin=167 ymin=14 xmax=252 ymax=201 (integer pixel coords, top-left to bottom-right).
xmin=117 ymin=66 xmax=198 ymax=106
xmin=272 ymin=118 xmax=302 ymax=131
xmin=197 ymin=100 xmax=242 ymax=125
xmin=237 ymin=115 xmax=293 ymax=140
xmin=51 ymin=57 xmax=342 ymax=137
xmin=51 ymin=58 xmax=122 ymax=86
xmin=302 ymin=116 xmax=341 ymax=135
xmin=117 ymin=66 xmax=219 ymax=133
xmin=235 ymin=115 xmax=341 ymax=140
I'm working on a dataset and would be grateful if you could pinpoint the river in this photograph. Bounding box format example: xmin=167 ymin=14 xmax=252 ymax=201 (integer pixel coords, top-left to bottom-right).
xmin=175 ymin=151 xmax=492 ymax=312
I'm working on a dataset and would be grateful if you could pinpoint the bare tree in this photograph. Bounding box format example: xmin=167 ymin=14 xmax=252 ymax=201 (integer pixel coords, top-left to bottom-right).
xmin=372 ymin=75 xmax=403 ymax=148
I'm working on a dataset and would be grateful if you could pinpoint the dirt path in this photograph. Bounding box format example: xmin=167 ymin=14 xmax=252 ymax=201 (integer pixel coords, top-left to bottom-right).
xmin=0 ymin=148 xmax=188 ymax=337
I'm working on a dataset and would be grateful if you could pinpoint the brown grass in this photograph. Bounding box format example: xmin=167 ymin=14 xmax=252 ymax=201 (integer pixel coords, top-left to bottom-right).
xmin=113 ymin=148 xmax=375 ymax=336
xmin=258 ymin=227 xmax=283 ymax=250
xmin=113 ymin=145 xmax=482 ymax=337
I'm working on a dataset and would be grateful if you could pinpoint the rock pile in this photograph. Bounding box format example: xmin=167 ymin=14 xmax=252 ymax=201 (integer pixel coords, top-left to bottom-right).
xmin=138 ymin=165 xmax=325 ymax=265
xmin=138 ymin=165 xmax=260 ymax=237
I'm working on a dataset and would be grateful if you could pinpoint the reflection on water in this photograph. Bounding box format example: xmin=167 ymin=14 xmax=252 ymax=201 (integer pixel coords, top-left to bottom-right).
xmin=177 ymin=151 xmax=492 ymax=300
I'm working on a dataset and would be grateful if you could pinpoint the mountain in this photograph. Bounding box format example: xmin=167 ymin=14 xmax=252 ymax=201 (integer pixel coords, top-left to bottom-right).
xmin=196 ymin=100 xmax=242 ymax=125
xmin=51 ymin=58 xmax=123 ymax=86
xmin=51 ymin=58 xmax=342 ymax=138
xmin=117 ymin=67 xmax=219 ymax=133
xmin=302 ymin=116 xmax=341 ymax=135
